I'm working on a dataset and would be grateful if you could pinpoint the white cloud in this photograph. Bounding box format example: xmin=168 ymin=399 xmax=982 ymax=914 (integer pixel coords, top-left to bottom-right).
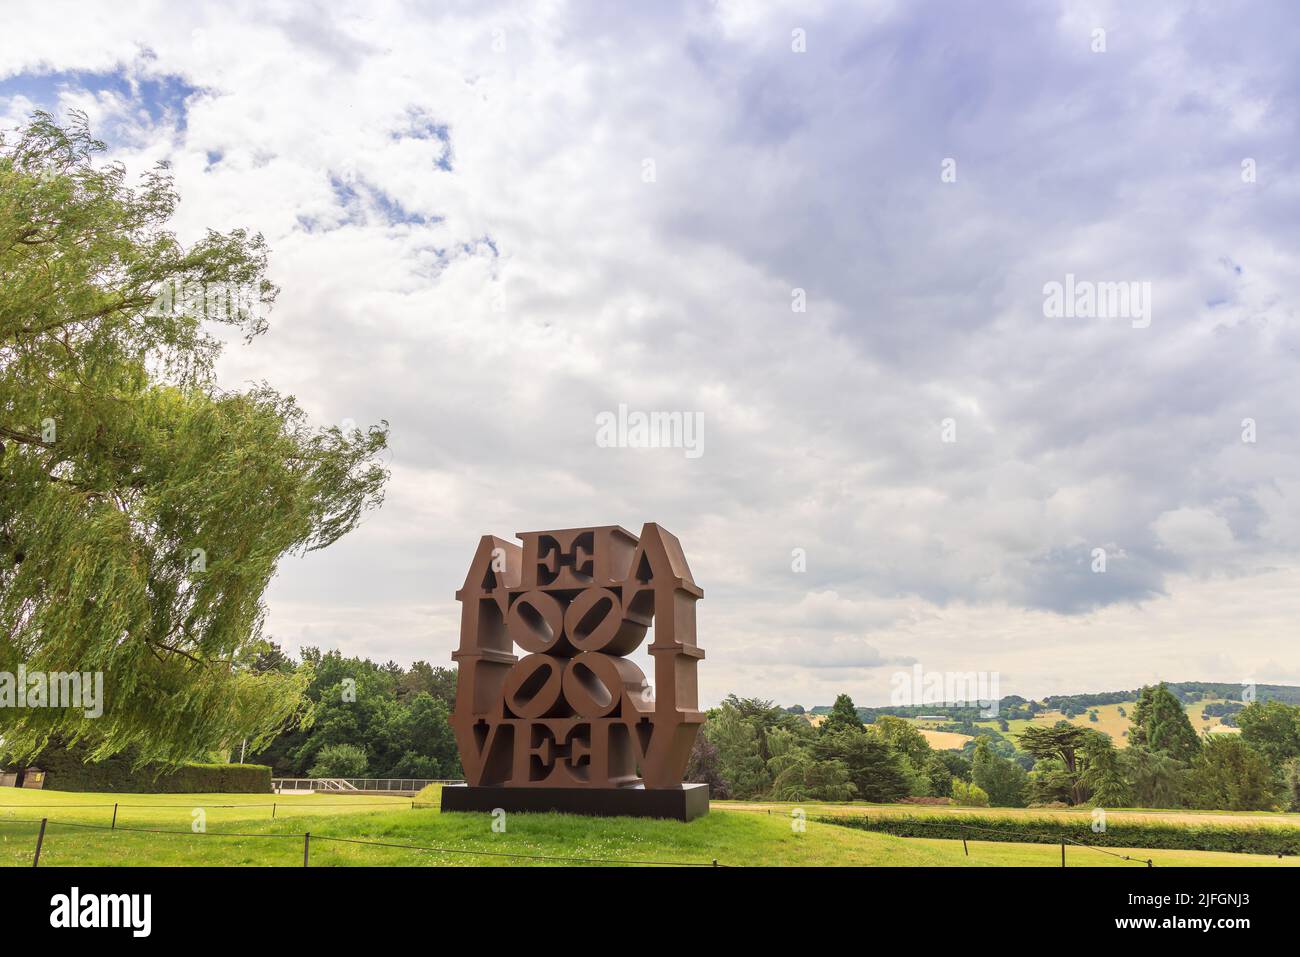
xmin=4 ymin=1 xmax=1300 ymax=705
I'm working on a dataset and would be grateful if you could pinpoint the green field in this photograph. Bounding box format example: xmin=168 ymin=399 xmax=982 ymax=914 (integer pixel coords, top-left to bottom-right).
xmin=0 ymin=787 xmax=1294 ymax=867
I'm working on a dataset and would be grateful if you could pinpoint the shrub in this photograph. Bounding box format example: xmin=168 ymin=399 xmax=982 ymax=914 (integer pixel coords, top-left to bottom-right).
xmin=162 ymin=763 xmax=271 ymax=793
xmin=1185 ymin=736 xmax=1278 ymax=811
xmin=951 ymin=778 xmax=989 ymax=806
xmin=308 ymin=743 xmax=368 ymax=778
xmin=816 ymin=813 xmax=1300 ymax=856
xmin=3 ymin=744 xmax=271 ymax=793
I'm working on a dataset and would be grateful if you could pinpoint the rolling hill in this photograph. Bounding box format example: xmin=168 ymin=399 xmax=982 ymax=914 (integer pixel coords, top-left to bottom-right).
xmin=800 ymin=680 xmax=1283 ymax=751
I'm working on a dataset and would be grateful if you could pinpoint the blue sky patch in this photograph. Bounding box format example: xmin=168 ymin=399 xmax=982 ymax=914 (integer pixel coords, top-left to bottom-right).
xmin=0 ymin=68 xmax=200 ymax=133
xmin=391 ymin=106 xmax=453 ymax=171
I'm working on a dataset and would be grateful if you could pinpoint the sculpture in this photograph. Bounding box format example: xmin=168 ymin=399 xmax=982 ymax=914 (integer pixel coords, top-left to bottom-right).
xmin=442 ymin=524 xmax=708 ymax=819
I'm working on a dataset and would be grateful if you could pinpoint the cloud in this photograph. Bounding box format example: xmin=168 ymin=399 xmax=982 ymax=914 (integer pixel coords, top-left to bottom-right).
xmin=3 ymin=1 xmax=1299 ymax=704
xmin=1153 ymin=507 xmax=1238 ymax=560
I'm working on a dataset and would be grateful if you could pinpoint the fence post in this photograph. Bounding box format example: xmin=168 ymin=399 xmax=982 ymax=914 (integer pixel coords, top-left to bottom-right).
xmin=272 ymin=802 xmax=276 ymax=819
xmin=304 ymin=832 xmax=310 ymax=867
xmin=111 ymin=803 xmax=118 ymax=830
xmin=1061 ymin=841 xmax=1066 ymax=867
xmin=32 ymin=818 xmax=47 ymax=867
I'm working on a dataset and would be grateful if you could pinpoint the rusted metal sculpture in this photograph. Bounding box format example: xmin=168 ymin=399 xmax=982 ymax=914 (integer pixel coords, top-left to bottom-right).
xmin=441 ymin=524 xmax=708 ymax=820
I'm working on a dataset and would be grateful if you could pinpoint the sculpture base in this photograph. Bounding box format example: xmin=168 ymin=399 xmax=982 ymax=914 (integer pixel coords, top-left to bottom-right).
xmin=440 ymin=783 xmax=710 ymax=822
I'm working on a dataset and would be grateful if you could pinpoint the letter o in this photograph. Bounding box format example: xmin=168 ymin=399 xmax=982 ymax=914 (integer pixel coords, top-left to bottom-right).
xmin=503 ymin=654 xmax=567 ymax=718
xmin=507 ymin=591 xmax=572 ymax=655
xmin=564 ymin=587 xmax=647 ymax=655
xmin=563 ymin=652 xmax=647 ymax=718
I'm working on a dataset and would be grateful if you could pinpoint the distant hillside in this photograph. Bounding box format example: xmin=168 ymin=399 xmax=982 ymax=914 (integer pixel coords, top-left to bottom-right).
xmin=799 ymin=681 xmax=1295 ymax=752
xmin=804 ymin=682 xmax=1300 ymax=723
xmin=1043 ymin=682 xmax=1300 ymax=712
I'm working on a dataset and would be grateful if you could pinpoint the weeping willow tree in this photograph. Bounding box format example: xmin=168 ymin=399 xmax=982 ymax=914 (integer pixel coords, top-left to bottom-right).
xmin=0 ymin=113 xmax=389 ymax=766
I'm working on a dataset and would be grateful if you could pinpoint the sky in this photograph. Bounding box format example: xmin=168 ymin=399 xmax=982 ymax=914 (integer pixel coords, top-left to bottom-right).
xmin=3 ymin=0 xmax=1299 ymax=709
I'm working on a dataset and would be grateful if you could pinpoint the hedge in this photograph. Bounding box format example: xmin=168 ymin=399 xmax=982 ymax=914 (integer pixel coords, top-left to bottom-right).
xmin=816 ymin=813 xmax=1300 ymax=856
xmin=3 ymin=742 xmax=271 ymax=793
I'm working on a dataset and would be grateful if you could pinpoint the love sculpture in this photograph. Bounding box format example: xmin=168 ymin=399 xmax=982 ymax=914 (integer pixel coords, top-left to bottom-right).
xmin=440 ymin=524 xmax=709 ymax=820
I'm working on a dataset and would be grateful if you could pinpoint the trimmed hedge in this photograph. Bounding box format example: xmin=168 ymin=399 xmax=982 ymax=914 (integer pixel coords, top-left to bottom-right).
xmin=3 ymin=743 xmax=271 ymax=793
xmin=816 ymin=813 xmax=1300 ymax=857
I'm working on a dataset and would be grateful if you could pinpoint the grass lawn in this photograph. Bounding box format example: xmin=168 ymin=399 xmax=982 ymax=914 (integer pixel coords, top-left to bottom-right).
xmin=0 ymin=788 xmax=410 ymax=822
xmin=904 ymin=838 xmax=1297 ymax=867
xmin=0 ymin=786 xmax=1295 ymax=867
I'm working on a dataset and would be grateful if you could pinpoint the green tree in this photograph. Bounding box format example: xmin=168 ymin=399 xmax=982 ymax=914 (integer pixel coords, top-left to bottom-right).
xmin=308 ymin=742 xmax=368 ymax=778
xmin=0 ymin=114 xmax=388 ymax=766
xmin=1236 ymin=700 xmax=1300 ymax=770
xmin=247 ymin=651 xmax=460 ymax=778
xmin=1129 ymin=683 xmax=1200 ymax=762
xmin=702 ymin=700 xmax=770 ymax=798
xmin=924 ymin=752 xmax=955 ymax=797
xmin=1017 ymin=723 xmax=1093 ymax=804
xmin=766 ymin=727 xmax=855 ymax=801
xmin=719 ymin=693 xmax=803 ymax=764
xmin=868 ymin=716 xmax=934 ymax=795
xmin=1282 ymin=758 xmax=1300 ymax=812
xmin=869 ymin=715 xmax=932 ymax=768
xmin=1185 ymin=736 xmax=1277 ymax=811
xmin=819 ymin=693 xmax=863 ymax=736
xmin=683 ymin=732 xmax=727 ymax=797
xmin=951 ymin=778 xmax=989 ymax=807
xmin=972 ymin=736 xmax=1029 ymax=807
xmin=1080 ymin=731 xmax=1131 ymax=807
xmin=396 ymin=661 xmax=457 ymax=706
xmin=291 ymin=655 xmax=408 ymax=774
xmin=1122 ymin=746 xmax=1186 ymax=808
xmin=814 ymin=729 xmax=911 ymax=803
xmin=935 ymin=750 xmax=972 ymax=783
xmin=1025 ymin=759 xmax=1075 ymax=805
xmin=387 ymin=692 xmax=459 ymax=778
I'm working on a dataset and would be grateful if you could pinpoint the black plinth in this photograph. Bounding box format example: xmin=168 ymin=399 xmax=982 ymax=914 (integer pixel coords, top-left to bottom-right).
xmin=440 ymin=783 xmax=709 ymax=821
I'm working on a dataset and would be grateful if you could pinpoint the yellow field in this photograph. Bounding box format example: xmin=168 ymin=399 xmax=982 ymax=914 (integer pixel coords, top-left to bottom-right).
xmin=917 ymin=729 xmax=972 ymax=750
xmin=1187 ymin=699 xmax=1243 ymax=737
xmin=1057 ymin=703 xmax=1132 ymax=743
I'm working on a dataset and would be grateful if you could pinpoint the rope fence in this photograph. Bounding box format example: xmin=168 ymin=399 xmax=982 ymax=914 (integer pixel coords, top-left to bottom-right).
xmin=0 ymin=815 xmax=722 ymax=868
